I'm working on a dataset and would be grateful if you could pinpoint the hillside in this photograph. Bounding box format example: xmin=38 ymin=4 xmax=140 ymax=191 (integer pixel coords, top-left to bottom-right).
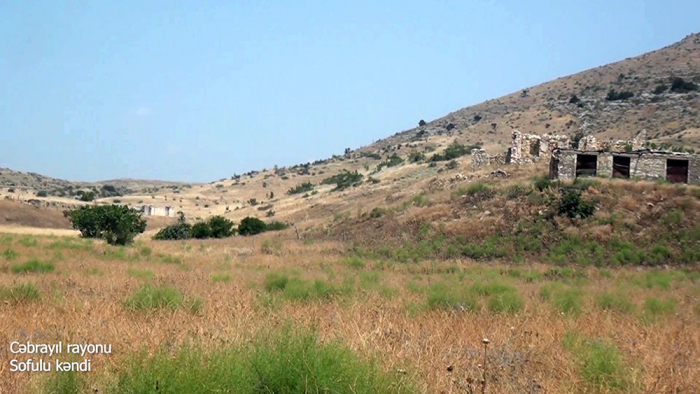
xmin=2 ymin=33 xmax=700 ymax=230
xmin=367 ymin=32 xmax=700 ymax=153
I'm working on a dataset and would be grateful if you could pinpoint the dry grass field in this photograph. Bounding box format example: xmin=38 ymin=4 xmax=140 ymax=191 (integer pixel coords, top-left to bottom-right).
xmin=2 ymin=169 xmax=700 ymax=393
xmin=1 ymin=32 xmax=699 ymax=394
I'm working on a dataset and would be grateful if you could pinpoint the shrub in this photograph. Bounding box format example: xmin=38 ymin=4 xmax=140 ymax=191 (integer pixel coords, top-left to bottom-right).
xmin=36 ymin=190 xmax=48 ymax=197
xmin=79 ymin=191 xmax=96 ymax=201
xmin=287 ymin=182 xmax=314 ymax=195
xmin=370 ymin=207 xmax=387 ymax=218
xmin=670 ymin=77 xmax=698 ymax=93
xmin=653 ymin=84 xmax=667 ymax=94
xmin=606 ymin=89 xmax=634 ymax=101
xmin=65 ymin=205 xmax=146 ymax=245
xmin=376 ymin=153 xmax=404 ymax=171
xmin=556 ymin=188 xmax=595 ymax=219
xmin=238 ymin=217 xmax=267 ymax=236
xmin=11 ymin=259 xmax=55 ymax=274
xmin=408 ymin=151 xmax=426 ymax=163
xmin=190 ymin=222 xmax=212 ymax=239
xmin=153 ymin=223 xmax=193 ymax=241
xmin=207 ymin=216 xmax=235 ymax=238
xmin=265 ymin=221 xmax=290 ymax=232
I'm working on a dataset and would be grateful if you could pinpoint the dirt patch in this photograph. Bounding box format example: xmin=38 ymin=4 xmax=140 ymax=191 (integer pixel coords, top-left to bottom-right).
xmin=0 ymin=200 xmax=71 ymax=229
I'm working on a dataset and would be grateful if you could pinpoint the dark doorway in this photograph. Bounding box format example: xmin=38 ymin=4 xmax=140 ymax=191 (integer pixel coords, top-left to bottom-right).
xmin=612 ymin=156 xmax=631 ymax=179
xmin=576 ymin=154 xmax=597 ymax=177
xmin=666 ymin=159 xmax=689 ymax=183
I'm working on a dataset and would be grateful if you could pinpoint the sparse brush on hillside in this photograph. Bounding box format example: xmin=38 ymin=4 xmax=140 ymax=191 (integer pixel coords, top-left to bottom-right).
xmin=338 ymin=175 xmax=700 ymax=266
xmin=430 ymin=141 xmax=480 ymax=162
xmin=375 ymin=153 xmax=404 ymax=172
xmin=287 ymin=181 xmax=314 ymax=195
xmin=321 ymin=170 xmax=364 ymax=191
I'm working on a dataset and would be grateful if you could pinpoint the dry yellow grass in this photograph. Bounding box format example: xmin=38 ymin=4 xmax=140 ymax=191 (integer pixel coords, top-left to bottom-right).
xmin=0 ymin=230 xmax=699 ymax=393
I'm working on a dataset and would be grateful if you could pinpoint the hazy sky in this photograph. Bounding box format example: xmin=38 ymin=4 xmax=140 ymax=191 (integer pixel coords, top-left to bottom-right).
xmin=1 ymin=1 xmax=698 ymax=182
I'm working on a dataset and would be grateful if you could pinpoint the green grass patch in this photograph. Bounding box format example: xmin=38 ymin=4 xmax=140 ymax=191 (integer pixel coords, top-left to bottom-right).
xmin=0 ymin=283 xmax=41 ymax=303
xmin=427 ymin=283 xmax=480 ymax=312
xmin=18 ymin=237 xmax=38 ymax=247
xmin=157 ymin=253 xmax=182 ymax=265
xmin=211 ymin=273 xmax=232 ymax=283
xmin=47 ymin=238 xmax=92 ymax=251
xmin=2 ymin=248 xmax=18 ymax=260
xmin=103 ymin=327 xmax=413 ymax=393
xmin=124 ymin=285 xmax=184 ymax=311
xmin=127 ymin=268 xmax=154 ymax=279
xmin=596 ymin=292 xmax=634 ymax=314
xmin=11 ymin=259 xmax=55 ymax=274
xmin=563 ymin=332 xmax=632 ymax=391
xmin=642 ymin=297 xmax=676 ymax=322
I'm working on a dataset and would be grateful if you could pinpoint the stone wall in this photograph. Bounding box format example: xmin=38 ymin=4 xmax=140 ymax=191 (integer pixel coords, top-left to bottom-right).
xmin=550 ymin=149 xmax=700 ymax=184
xmin=509 ymin=130 xmax=571 ymax=164
xmin=141 ymin=205 xmax=175 ymax=217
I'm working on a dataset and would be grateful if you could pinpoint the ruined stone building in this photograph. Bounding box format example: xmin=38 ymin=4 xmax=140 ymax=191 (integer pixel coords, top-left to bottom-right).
xmin=506 ymin=130 xmax=571 ymax=164
xmin=549 ymin=149 xmax=700 ymax=184
xmin=141 ymin=205 xmax=175 ymax=217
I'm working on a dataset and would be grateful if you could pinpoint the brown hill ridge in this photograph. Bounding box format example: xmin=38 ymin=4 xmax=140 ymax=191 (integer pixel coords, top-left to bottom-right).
xmin=368 ymin=32 xmax=700 ymax=154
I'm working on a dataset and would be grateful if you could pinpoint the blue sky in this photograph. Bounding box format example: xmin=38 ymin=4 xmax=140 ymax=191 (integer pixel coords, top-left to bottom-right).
xmin=1 ymin=1 xmax=698 ymax=182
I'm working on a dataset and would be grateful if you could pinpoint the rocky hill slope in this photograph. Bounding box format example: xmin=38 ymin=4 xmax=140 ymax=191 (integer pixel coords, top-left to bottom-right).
xmin=367 ymin=32 xmax=700 ymax=154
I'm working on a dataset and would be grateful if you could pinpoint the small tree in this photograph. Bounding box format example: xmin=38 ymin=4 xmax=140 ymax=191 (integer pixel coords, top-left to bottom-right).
xmin=66 ymin=205 xmax=146 ymax=245
xmin=208 ymin=215 xmax=235 ymax=238
xmin=190 ymin=222 xmax=212 ymax=239
xmin=238 ymin=217 xmax=266 ymax=236
xmin=418 ymin=119 xmax=426 ymax=127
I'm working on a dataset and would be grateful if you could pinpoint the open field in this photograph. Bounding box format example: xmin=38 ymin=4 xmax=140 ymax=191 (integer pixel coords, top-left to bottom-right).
xmin=1 ymin=224 xmax=699 ymax=393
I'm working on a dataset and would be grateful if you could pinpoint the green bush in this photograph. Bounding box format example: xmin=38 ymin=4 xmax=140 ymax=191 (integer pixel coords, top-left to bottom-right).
xmin=238 ymin=217 xmax=267 ymax=236
xmin=265 ymin=221 xmax=290 ymax=232
xmin=208 ymin=216 xmax=235 ymax=238
xmin=65 ymin=205 xmax=146 ymax=245
xmin=153 ymin=216 xmax=234 ymax=240
xmin=606 ymin=89 xmax=634 ymax=101
xmin=36 ymin=190 xmax=48 ymax=197
xmin=556 ymin=188 xmax=596 ymax=219
xmin=153 ymin=223 xmax=192 ymax=240
xmin=670 ymin=77 xmax=698 ymax=93
xmin=190 ymin=222 xmax=212 ymax=239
